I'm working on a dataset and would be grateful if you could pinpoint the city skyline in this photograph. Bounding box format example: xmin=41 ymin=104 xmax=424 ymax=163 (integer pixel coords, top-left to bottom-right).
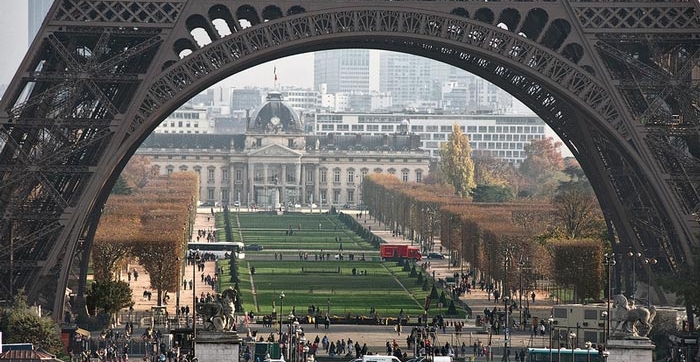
xmin=0 ymin=2 xmax=518 ymax=104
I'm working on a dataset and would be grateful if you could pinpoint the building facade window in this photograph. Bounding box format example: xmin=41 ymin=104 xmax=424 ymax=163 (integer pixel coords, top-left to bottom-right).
xmin=401 ymin=170 xmax=409 ymax=182
xmin=306 ymin=169 xmax=314 ymax=183
xmin=333 ymin=169 xmax=341 ymax=183
xmin=333 ymin=190 xmax=341 ymax=204
xmin=235 ymin=169 xmax=242 ymax=181
xmin=207 ymin=168 xmax=215 ymax=182
xmin=416 ymin=170 xmax=423 ymax=183
xmin=320 ymin=169 xmax=327 ymax=183
xmin=222 ymin=168 xmax=229 ymax=181
xmin=221 ymin=189 xmax=229 ymax=203
xmin=347 ymin=170 xmax=355 ymax=184
xmin=347 ymin=189 xmax=355 ymax=203
xmin=207 ymin=188 xmax=215 ymax=200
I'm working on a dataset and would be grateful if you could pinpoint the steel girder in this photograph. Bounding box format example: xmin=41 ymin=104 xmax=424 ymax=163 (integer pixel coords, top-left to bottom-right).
xmin=0 ymin=0 xmax=698 ymax=317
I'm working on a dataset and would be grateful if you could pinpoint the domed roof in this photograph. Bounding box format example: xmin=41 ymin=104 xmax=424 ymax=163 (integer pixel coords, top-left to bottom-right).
xmin=248 ymin=92 xmax=302 ymax=133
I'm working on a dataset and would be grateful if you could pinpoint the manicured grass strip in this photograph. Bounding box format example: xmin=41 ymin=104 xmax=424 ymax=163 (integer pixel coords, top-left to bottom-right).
xmin=223 ymin=261 xmax=462 ymax=321
xmin=222 ymin=213 xmax=375 ymax=251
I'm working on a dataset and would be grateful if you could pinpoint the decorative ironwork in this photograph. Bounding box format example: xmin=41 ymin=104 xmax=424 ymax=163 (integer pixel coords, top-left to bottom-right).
xmin=0 ymin=0 xmax=697 ymax=318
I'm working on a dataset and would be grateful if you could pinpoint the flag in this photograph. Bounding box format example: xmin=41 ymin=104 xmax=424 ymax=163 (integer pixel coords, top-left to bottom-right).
xmin=274 ymin=66 xmax=277 ymax=81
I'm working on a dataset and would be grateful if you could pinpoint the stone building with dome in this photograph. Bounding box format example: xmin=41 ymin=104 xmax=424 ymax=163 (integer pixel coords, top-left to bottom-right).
xmin=137 ymin=93 xmax=430 ymax=208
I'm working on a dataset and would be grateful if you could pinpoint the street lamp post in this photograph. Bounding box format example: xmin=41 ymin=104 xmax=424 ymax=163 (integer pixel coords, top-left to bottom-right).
xmin=503 ymin=296 xmax=510 ymax=362
xmin=603 ymin=253 xmax=616 ymax=344
xmin=190 ymin=251 xmax=201 ymax=351
xmin=518 ymin=258 xmax=527 ymax=328
xmin=644 ymin=257 xmax=658 ymax=307
xmin=548 ymin=317 xmax=554 ymax=361
xmin=627 ymin=251 xmax=642 ymax=299
xmin=279 ymin=292 xmax=286 ymax=342
xmin=287 ymin=312 xmax=294 ymax=361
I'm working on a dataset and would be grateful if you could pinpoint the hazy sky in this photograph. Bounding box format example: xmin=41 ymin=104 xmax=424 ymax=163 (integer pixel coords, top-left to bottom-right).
xmin=0 ymin=2 xmax=29 ymax=88
xmin=0 ymin=1 xmax=320 ymax=90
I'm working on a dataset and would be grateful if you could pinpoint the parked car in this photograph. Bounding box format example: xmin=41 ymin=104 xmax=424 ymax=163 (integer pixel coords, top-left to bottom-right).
xmin=426 ymin=252 xmax=446 ymax=259
xmin=233 ymin=201 xmax=241 ymax=207
xmin=245 ymin=244 xmax=264 ymax=251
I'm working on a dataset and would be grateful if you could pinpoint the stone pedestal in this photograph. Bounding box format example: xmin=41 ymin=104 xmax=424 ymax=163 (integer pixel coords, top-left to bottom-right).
xmin=606 ymin=337 xmax=655 ymax=362
xmin=195 ymin=331 xmax=241 ymax=362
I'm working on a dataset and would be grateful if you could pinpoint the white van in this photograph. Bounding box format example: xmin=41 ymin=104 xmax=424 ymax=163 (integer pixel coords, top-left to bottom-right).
xmin=362 ymin=356 xmax=402 ymax=362
xmin=431 ymin=357 xmax=453 ymax=362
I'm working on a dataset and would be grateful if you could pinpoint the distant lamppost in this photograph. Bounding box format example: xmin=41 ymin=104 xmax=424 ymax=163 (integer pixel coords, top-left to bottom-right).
xmin=518 ymin=258 xmax=528 ymax=327
xmin=603 ymin=253 xmax=616 ymax=343
xmin=503 ymin=296 xmax=510 ymax=362
xmin=600 ymin=311 xmax=608 ymax=345
xmin=548 ymin=317 xmax=554 ymax=348
xmin=627 ymin=251 xmax=642 ymax=299
xmin=644 ymin=257 xmax=658 ymax=307
xmin=279 ymin=292 xmax=286 ymax=341
xmin=189 ymin=251 xmax=201 ymax=346
xmin=287 ymin=312 xmax=295 ymax=361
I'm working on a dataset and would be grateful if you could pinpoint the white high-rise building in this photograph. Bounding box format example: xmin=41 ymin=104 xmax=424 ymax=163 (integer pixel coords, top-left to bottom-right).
xmin=314 ymin=49 xmax=370 ymax=94
xmin=378 ymin=51 xmax=514 ymax=113
xmin=379 ymin=52 xmax=433 ymax=108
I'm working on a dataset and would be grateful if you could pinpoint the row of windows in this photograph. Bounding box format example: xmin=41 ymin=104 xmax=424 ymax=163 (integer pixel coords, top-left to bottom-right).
xmin=168 ymin=112 xmax=204 ymax=119
xmin=160 ymin=165 xmax=423 ymax=184
xmin=154 ymin=155 xmax=215 ymax=160
xmin=320 ymin=124 xmax=545 ymax=134
xmin=319 ymin=157 xmax=423 ymax=163
xmin=417 ymin=125 xmax=545 ymax=133
xmin=160 ymin=130 xmax=205 ymax=134
xmin=160 ymin=121 xmax=210 ymax=128
xmin=422 ymin=133 xmax=541 ymax=143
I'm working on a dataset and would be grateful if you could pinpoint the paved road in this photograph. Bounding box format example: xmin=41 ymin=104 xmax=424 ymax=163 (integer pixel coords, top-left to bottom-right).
xmin=120 ymin=208 xmax=557 ymax=359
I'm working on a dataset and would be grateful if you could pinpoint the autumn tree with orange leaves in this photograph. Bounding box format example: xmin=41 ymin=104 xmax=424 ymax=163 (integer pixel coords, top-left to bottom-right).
xmin=92 ymin=170 xmax=198 ymax=311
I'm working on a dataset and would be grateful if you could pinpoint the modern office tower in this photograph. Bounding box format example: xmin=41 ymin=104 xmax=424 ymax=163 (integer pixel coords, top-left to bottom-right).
xmin=379 ymin=52 xmax=433 ymax=107
xmin=29 ymin=0 xmax=53 ymax=44
xmin=314 ymin=49 xmax=370 ymax=94
xmin=231 ymin=88 xmax=263 ymax=111
xmin=379 ymin=51 xmax=513 ymax=112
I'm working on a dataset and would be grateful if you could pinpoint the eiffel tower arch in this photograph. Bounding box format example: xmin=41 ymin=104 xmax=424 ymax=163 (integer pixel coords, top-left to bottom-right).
xmin=0 ymin=0 xmax=698 ymax=315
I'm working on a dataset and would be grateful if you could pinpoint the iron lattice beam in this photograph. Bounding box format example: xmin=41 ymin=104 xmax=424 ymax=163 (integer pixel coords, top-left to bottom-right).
xmin=0 ymin=0 xmax=697 ymax=318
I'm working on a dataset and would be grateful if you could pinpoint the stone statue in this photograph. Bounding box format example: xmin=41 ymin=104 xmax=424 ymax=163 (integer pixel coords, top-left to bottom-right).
xmin=610 ymin=294 xmax=656 ymax=337
xmin=196 ymin=288 xmax=238 ymax=332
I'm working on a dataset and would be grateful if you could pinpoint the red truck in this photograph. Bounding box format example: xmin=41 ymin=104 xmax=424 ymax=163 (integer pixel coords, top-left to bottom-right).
xmin=380 ymin=244 xmax=422 ymax=260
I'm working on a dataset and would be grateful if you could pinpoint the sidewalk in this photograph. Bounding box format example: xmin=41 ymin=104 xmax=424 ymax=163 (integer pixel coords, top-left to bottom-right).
xmin=123 ymin=207 xmax=219 ymax=323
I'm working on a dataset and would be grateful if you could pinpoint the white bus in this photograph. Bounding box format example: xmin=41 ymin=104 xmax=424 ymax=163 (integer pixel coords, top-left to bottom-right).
xmin=187 ymin=241 xmax=245 ymax=259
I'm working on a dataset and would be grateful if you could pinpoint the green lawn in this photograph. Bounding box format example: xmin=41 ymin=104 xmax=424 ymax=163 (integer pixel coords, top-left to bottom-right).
xmin=216 ymin=211 xmax=466 ymax=321
xmin=219 ymin=212 xmax=375 ymax=251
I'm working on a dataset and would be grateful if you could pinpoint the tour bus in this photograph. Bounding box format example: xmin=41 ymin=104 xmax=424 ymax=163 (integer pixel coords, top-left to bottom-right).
xmin=526 ymin=348 xmax=605 ymax=362
xmin=187 ymin=241 xmax=245 ymax=259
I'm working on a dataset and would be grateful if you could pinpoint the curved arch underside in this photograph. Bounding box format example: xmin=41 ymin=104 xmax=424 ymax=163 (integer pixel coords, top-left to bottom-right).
xmin=0 ymin=0 xmax=698 ymax=315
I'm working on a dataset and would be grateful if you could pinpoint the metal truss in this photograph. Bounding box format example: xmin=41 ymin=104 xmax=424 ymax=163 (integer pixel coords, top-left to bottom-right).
xmin=0 ymin=0 xmax=698 ymax=317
